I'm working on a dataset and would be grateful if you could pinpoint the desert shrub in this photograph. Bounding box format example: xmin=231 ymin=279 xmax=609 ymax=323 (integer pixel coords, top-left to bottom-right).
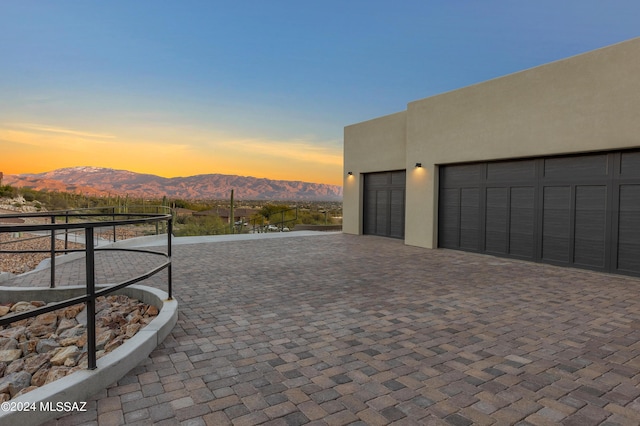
xmin=22 ymin=191 xmax=36 ymax=202
xmin=0 ymin=185 xmax=17 ymax=198
xmin=173 ymin=215 xmax=230 ymax=236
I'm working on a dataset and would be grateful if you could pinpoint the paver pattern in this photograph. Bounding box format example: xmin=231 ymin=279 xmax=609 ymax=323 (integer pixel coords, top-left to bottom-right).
xmin=8 ymin=233 xmax=640 ymax=425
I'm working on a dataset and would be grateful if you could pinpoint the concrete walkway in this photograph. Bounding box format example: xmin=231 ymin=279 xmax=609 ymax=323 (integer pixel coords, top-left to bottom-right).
xmin=7 ymin=232 xmax=640 ymax=425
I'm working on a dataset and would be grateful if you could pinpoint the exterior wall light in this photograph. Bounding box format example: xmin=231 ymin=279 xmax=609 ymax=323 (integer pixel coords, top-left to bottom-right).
xmin=347 ymin=171 xmax=353 ymax=176
xmin=415 ymin=163 xmax=422 ymax=168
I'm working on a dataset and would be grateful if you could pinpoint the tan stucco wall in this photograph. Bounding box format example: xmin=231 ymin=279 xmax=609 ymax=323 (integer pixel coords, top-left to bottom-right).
xmin=406 ymin=37 xmax=640 ymax=248
xmin=344 ymin=37 xmax=640 ymax=246
xmin=343 ymin=111 xmax=406 ymax=234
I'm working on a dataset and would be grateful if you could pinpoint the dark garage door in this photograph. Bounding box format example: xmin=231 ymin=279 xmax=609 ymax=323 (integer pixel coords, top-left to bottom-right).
xmin=439 ymin=150 xmax=640 ymax=276
xmin=364 ymin=170 xmax=406 ymax=239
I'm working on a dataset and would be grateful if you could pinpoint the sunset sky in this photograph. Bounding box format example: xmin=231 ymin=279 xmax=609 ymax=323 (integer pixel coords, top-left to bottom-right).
xmin=1 ymin=1 xmax=638 ymax=186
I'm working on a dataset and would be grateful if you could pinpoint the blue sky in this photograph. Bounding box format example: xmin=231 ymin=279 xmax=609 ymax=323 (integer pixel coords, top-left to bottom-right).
xmin=1 ymin=1 xmax=638 ymax=185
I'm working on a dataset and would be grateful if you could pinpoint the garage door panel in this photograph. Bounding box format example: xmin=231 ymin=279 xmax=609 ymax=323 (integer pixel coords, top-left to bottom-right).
xmin=367 ymin=173 xmax=389 ymax=187
xmin=574 ymin=186 xmax=607 ymax=267
xmin=617 ymin=185 xmax=640 ymax=273
xmin=439 ymin=188 xmax=460 ymax=247
xmin=390 ymin=189 xmax=405 ymax=238
xmin=441 ymin=163 xmax=483 ymax=185
xmin=620 ymin=151 xmax=640 ymax=177
xmin=364 ymin=191 xmax=377 ymax=234
xmin=542 ymin=186 xmax=571 ymax=263
xmin=544 ymin=154 xmax=608 ymax=179
xmin=485 ymin=187 xmax=508 ymax=254
xmin=391 ymin=171 xmax=406 ymax=185
xmin=509 ymin=187 xmax=535 ymax=258
xmin=375 ymin=190 xmax=389 ymax=236
xmin=460 ymin=188 xmax=480 ymax=250
xmin=487 ymin=159 xmax=536 ymax=181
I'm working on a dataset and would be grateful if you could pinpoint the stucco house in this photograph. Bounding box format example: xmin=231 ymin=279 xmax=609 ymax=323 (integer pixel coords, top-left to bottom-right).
xmin=343 ymin=37 xmax=640 ymax=277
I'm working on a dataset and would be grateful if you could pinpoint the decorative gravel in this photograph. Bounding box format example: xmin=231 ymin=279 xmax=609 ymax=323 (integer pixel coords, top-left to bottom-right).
xmin=0 ymin=233 xmax=84 ymax=275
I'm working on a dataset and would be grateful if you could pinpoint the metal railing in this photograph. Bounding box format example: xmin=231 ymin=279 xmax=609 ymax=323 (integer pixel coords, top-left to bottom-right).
xmin=0 ymin=207 xmax=173 ymax=370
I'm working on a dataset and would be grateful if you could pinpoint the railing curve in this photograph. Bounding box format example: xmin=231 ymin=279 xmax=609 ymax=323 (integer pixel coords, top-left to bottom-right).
xmin=0 ymin=207 xmax=173 ymax=370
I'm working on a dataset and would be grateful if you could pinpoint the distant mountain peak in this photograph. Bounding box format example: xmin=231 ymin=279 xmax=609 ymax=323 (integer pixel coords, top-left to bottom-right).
xmin=6 ymin=167 xmax=343 ymax=201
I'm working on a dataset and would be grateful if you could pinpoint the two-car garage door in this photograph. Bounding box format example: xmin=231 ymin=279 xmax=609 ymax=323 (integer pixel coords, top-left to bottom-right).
xmin=364 ymin=170 xmax=406 ymax=239
xmin=439 ymin=150 xmax=640 ymax=276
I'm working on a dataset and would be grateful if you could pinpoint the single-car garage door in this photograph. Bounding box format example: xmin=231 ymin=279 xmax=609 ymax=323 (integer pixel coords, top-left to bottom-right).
xmin=364 ymin=170 xmax=406 ymax=239
xmin=439 ymin=150 xmax=640 ymax=276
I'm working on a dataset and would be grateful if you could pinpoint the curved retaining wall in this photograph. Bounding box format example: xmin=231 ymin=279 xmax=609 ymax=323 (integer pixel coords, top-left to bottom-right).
xmin=0 ymin=284 xmax=178 ymax=426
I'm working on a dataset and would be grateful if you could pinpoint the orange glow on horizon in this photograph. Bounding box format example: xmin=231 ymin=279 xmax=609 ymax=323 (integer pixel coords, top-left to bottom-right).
xmin=1 ymin=125 xmax=343 ymax=186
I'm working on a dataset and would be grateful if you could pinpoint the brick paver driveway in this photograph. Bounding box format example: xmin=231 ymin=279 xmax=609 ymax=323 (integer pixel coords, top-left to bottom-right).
xmin=39 ymin=233 xmax=640 ymax=425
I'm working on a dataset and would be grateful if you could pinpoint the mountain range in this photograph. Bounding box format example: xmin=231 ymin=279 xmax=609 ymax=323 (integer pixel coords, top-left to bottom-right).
xmin=4 ymin=167 xmax=343 ymax=201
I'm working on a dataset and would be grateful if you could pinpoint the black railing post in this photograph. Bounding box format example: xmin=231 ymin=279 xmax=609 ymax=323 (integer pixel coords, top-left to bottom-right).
xmin=112 ymin=207 xmax=117 ymax=242
xmin=50 ymin=216 xmax=56 ymax=288
xmin=167 ymin=218 xmax=173 ymax=300
xmin=85 ymin=227 xmax=97 ymax=370
xmin=156 ymin=206 xmax=160 ymax=235
xmin=64 ymin=211 xmax=69 ymax=254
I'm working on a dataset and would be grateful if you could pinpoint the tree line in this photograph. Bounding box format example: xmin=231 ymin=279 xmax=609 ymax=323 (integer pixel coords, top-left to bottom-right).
xmin=0 ymin=184 xmax=341 ymax=236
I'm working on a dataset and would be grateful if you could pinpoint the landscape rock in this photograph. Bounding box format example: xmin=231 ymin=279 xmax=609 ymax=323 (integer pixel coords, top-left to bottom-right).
xmin=26 ymin=311 xmax=58 ymax=339
xmin=58 ymin=325 xmax=87 ymax=347
xmin=60 ymin=333 xmax=87 ymax=348
xmin=55 ymin=317 xmax=77 ymax=335
xmin=23 ymin=353 xmax=52 ymax=374
xmin=0 ymin=371 xmax=32 ymax=397
xmin=127 ymin=312 xmax=143 ymax=324
xmin=75 ymin=352 xmax=88 ymax=369
xmin=14 ymin=385 xmax=39 ymax=397
xmin=125 ymin=323 xmax=142 ymax=338
xmin=101 ymin=311 xmax=127 ymax=329
xmin=20 ymin=339 xmax=39 ymax=356
xmin=0 ymin=306 xmax=10 ymax=316
xmin=44 ymin=366 xmax=70 ymax=385
xmin=104 ymin=335 xmax=125 ymax=353
xmin=0 ymin=337 xmax=19 ymax=350
xmin=31 ymin=311 xmax=58 ymax=328
xmin=62 ymin=304 xmax=84 ymax=319
xmin=36 ymin=338 xmax=60 ymax=354
xmin=0 ymin=326 xmax=25 ymax=340
xmin=10 ymin=301 xmax=36 ymax=313
xmin=0 ymin=295 xmax=158 ymax=400
xmin=31 ymin=367 xmax=49 ymax=387
xmin=75 ymin=308 xmax=87 ymax=326
xmin=96 ymin=329 xmax=115 ymax=351
xmin=95 ymin=298 xmax=110 ymax=314
xmin=0 ymin=349 xmax=23 ymax=363
xmin=59 ymin=324 xmax=85 ymax=339
xmin=6 ymin=358 xmax=25 ymax=374
xmin=50 ymin=346 xmax=79 ymax=366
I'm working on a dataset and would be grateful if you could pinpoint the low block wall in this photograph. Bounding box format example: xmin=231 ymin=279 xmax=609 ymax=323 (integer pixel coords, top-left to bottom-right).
xmin=293 ymin=225 xmax=342 ymax=232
